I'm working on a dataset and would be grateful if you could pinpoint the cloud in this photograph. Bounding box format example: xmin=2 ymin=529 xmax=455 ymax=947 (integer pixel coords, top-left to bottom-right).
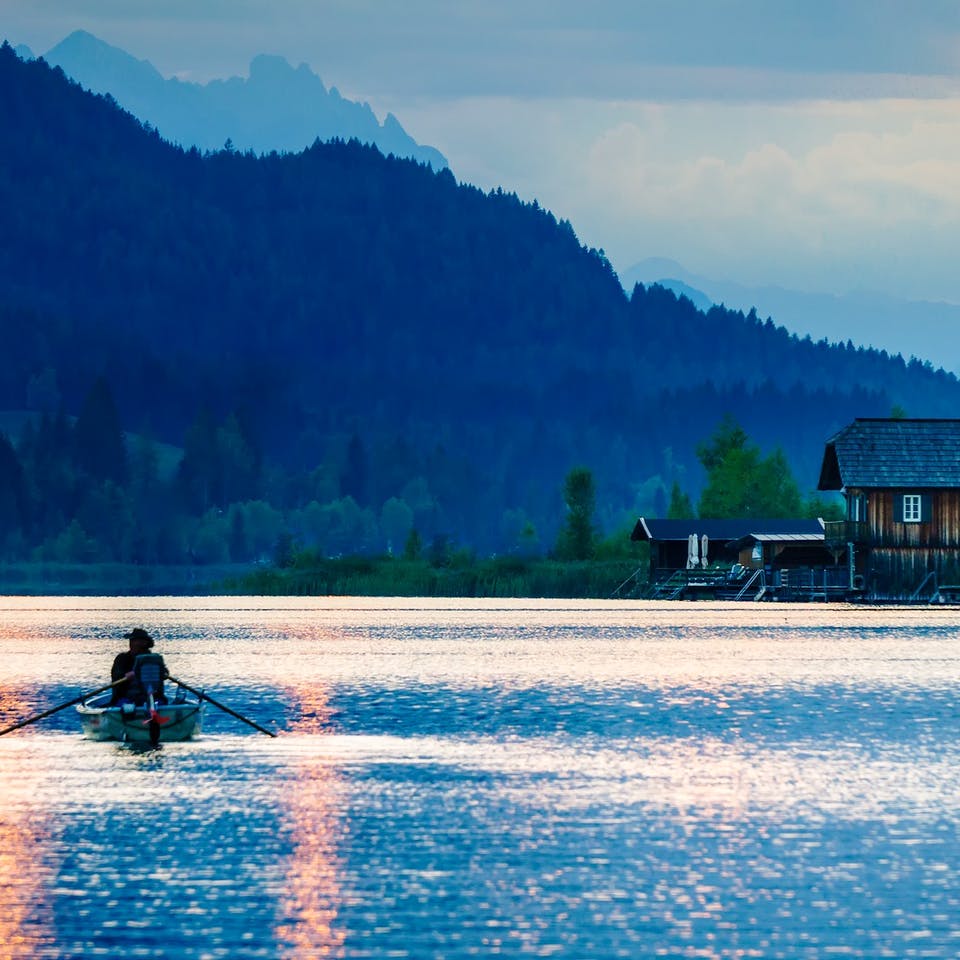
xmin=6 ymin=1 xmax=960 ymax=97
xmin=571 ymin=99 xmax=960 ymax=297
xmin=590 ymin=108 xmax=960 ymax=219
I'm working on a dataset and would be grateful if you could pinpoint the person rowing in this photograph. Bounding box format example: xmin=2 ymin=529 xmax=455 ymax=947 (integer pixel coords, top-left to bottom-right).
xmin=2 ymin=626 xmax=274 ymax=740
xmin=110 ymin=627 xmax=173 ymax=745
xmin=110 ymin=627 xmax=168 ymax=706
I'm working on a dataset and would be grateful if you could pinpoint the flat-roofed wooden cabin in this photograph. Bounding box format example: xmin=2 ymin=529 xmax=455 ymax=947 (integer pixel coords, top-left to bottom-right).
xmin=630 ymin=518 xmax=833 ymax=598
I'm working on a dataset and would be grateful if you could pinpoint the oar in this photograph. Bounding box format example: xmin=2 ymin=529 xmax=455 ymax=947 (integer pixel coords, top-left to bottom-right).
xmin=168 ymin=675 xmax=277 ymax=738
xmin=0 ymin=676 xmax=126 ymax=738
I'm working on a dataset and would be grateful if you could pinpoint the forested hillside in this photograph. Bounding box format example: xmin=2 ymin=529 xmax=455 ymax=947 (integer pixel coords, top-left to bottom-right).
xmin=1 ymin=43 xmax=958 ymax=563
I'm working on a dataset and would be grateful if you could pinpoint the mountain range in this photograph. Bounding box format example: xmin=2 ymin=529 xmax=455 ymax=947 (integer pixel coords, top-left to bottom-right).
xmin=15 ymin=30 xmax=446 ymax=168
xmin=2 ymin=43 xmax=960 ymax=561
xmin=23 ymin=31 xmax=957 ymax=380
xmin=621 ymin=258 xmax=960 ymax=376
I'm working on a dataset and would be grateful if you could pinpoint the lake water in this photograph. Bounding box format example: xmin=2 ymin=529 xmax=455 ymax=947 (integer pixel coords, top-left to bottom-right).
xmin=1 ymin=597 xmax=960 ymax=959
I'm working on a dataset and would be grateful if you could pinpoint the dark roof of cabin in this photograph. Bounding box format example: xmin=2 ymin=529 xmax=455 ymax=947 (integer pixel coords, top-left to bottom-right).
xmin=818 ymin=418 xmax=960 ymax=490
xmin=630 ymin=518 xmax=825 ymax=543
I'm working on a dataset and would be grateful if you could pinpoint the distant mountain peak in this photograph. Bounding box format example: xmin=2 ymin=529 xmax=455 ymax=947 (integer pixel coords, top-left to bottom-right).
xmin=46 ymin=29 xmax=165 ymax=84
xmin=40 ymin=31 xmax=447 ymax=167
xmin=249 ymin=53 xmax=304 ymax=81
xmin=621 ymin=257 xmax=696 ymax=287
xmin=58 ymin=28 xmax=98 ymax=46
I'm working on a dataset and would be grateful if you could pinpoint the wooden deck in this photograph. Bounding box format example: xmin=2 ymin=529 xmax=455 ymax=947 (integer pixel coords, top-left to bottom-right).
xmin=645 ymin=566 xmax=851 ymax=602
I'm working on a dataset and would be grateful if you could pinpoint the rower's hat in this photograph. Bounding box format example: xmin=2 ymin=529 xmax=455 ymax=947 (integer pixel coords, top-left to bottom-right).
xmin=125 ymin=627 xmax=154 ymax=647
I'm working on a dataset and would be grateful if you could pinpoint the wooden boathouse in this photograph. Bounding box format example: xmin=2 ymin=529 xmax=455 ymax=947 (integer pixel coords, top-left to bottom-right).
xmin=630 ymin=518 xmax=841 ymax=600
xmin=818 ymin=418 xmax=960 ymax=599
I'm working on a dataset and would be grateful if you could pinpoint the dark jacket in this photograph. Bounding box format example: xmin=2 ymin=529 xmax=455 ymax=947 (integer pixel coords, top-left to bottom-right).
xmin=110 ymin=651 xmax=167 ymax=704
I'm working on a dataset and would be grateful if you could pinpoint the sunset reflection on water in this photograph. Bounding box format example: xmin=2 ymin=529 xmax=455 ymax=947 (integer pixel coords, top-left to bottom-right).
xmin=0 ymin=739 xmax=56 ymax=958
xmin=0 ymin=674 xmax=57 ymax=955
xmin=275 ymin=680 xmax=347 ymax=958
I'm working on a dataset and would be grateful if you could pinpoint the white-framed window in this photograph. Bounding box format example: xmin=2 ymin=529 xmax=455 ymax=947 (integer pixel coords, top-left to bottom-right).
xmin=903 ymin=494 xmax=922 ymax=523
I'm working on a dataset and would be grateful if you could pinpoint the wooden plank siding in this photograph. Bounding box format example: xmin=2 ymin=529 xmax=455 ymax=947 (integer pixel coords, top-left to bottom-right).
xmin=863 ymin=490 xmax=960 ymax=548
xmin=854 ymin=488 xmax=960 ymax=594
xmin=868 ymin=549 xmax=960 ymax=593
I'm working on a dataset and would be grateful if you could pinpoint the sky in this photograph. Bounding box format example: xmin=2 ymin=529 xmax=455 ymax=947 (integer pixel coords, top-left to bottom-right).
xmin=4 ymin=0 xmax=960 ymax=305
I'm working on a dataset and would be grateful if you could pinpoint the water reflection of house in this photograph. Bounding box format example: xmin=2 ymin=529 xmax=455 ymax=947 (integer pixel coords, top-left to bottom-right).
xmin=630 ymin=518 xmax=842 ymax=600
xmin=819 ymin=418 xmax=960 ymax=600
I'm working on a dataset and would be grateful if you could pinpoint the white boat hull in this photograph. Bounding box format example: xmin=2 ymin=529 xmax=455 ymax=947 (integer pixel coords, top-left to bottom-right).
xmin=77 ymin=692 xmax=203 ymax=743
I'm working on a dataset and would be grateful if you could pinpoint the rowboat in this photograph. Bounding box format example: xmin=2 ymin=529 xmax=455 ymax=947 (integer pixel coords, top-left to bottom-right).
xmin=1 ymin=651 xmax=274 ymax=743
xmin=77 ymin=690 xmax=203 ymax=743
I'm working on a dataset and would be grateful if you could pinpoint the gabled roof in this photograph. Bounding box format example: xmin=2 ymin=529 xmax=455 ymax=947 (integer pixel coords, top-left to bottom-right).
xmin=818 ymin=418 xmax=960 ymax=490
xmin=630 ymin=518 xmax=824 ymax=543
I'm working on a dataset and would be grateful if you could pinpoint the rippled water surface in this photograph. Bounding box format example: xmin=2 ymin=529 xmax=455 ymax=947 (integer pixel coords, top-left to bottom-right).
xmin=2 ymin=597 xmax=960 ymax=958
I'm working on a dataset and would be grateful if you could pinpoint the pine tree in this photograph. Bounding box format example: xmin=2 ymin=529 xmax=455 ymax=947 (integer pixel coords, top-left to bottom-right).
xmin=74 ymin=376 xmax=127 ymax=485
xmin=0 ymin=433 xmax=27 ymax=548
xmin=341 ymin=431 xmax=368 ymax=506
xmin=667 ymin=482 xmax=695 ymax=519
xmin=555 ymin=466 xmax=597 ymax=560
xmin=697 ymin=418 xmax=803 ymax=518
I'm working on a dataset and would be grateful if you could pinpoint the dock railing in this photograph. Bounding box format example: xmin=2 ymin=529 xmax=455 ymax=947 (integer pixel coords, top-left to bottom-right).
xmin=910 ymin=570 xmax=938 ymax=603
xmin=734 ymin=567 xmax=765 ymax=601
xmin=609 ymin=564 xmax=646 ymax=599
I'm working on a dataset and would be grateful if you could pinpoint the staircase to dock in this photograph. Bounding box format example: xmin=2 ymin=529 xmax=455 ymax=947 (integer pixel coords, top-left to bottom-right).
xmin=646 ymin=567 xmax=766 ymax=601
